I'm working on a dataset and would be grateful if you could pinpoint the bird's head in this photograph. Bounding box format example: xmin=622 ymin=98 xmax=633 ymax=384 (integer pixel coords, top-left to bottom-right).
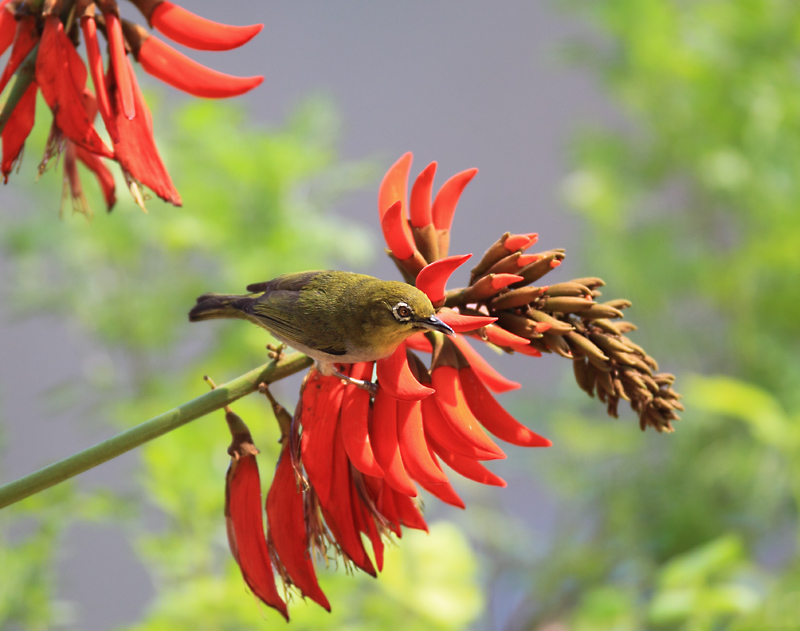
xmin=359 ymin=280 xmax=454 ymax=353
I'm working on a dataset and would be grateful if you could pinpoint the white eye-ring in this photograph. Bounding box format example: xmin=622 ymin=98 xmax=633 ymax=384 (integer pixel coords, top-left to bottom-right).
xmin=393 ymin=302 xmax=413 ymax=322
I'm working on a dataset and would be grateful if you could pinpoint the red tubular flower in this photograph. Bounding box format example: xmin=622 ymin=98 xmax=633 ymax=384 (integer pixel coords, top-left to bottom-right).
xmin=0 ymin=0 xmax=263 ymax=212
xmin=1 ymin=80 xmax=36 ymax=181
xmin=0 ymin=1 xmax=15 ymax=57
xmin=133 ymin=32 xmax=264 ymax=99
xmin=0 ymin=15 xmax=37 ymax=96
xmin=101 ymin=6 xmax=136 ymax=120
xmin=148 ymin=1 xmax=263 ymax=51
xmin=226 ymin=453 xmax=288 ymax=620
xmin=266 ymin=447 xmax=330 ymax=612
xmin=110 ymin=55 xmax=182 ymax=207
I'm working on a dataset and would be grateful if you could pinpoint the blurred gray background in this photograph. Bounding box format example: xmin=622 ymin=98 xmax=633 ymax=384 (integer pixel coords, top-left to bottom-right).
xmin=0 ymin=2 xmax=615 ymax=629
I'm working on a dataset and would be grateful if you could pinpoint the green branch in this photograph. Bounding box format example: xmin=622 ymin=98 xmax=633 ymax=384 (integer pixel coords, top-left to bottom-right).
xmin=0 ymin=352 xmax=313 ymax=510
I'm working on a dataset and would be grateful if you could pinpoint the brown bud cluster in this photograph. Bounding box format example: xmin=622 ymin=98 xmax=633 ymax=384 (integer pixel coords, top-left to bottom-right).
xmin=445 ymin=233 xmax=683 ymax=432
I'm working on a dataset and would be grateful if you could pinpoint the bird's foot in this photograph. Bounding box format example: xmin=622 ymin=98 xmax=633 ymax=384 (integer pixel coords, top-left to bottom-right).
xmin=333 ymin=370 xmax=378 ymax=395
xmin=266 ymin=343 xmax=287 ymax=361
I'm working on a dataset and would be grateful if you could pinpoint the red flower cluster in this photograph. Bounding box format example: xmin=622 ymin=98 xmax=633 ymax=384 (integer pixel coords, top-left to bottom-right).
xmin=225 ymin=154 xmax=553 ymax=619
xmin=0 ymin=0 xmax=263 ymax=212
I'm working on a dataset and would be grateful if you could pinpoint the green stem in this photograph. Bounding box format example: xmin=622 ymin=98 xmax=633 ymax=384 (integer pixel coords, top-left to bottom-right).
xmin=0 ymin=43 xmax=39 ymax=136
xmin=0 ymin=352 xmax=313 ymax=510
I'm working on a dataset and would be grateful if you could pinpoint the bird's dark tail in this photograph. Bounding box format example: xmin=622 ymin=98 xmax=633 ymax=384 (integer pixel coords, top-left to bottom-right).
xmin=188 ymin=293 xmax=250 ymax=322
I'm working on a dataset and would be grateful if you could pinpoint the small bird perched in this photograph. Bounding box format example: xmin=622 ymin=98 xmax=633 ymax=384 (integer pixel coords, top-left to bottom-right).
xmin=189 ymin=270 xmax=454 ymax=389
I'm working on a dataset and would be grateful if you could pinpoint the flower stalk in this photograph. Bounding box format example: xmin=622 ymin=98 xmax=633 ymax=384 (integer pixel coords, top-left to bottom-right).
xmin=0 ymin=352 xmax=313 ymax=510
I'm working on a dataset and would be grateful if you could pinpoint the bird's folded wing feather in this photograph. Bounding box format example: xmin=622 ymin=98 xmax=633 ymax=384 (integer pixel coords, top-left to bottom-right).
xmin=244 ymin=273 xmax=348 ymax=356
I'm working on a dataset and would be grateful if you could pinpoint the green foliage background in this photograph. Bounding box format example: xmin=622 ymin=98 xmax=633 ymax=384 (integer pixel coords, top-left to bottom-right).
xmin=3 ymin=0 xmax=800 ymax=629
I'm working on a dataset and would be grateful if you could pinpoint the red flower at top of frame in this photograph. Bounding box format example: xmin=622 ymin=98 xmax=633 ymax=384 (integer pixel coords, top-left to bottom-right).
xmin=0 ymin=0 xmax=264 ymax=214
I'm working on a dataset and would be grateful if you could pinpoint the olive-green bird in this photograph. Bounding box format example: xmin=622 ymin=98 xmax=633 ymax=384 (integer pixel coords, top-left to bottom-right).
xmin=189 ymin=270 xmax=454 ymax=389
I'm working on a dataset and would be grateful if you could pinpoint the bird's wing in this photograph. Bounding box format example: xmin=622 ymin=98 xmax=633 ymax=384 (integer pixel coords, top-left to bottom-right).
xmin=245 ymin=271 xmax=322 ymax=295
xmin=244 ymin=272 xmax=348 ymax=356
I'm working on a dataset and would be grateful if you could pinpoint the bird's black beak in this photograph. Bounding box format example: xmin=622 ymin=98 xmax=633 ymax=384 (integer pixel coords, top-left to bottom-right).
xmin=417 ymin=315 xmax=455 ymax=337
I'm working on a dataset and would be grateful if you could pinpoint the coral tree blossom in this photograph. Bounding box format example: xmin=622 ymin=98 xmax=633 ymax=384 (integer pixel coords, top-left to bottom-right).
xmin=224 ymin=154 xmax=684 ymax=618
xmin=0 ymin=0 xmax=263 ymax=213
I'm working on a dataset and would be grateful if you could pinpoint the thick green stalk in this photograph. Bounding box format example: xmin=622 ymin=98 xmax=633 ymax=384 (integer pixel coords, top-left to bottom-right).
xmin=0 ymin=352 xmax=312 ymax=510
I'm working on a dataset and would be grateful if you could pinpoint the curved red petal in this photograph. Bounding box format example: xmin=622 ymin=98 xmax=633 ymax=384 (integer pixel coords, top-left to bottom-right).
xmin=376 ymin=343 xmax=434 ymax=401
xmin=418 ymin=478 xmax=465 ymax=509
xmin=111 ymin=55 xmax=182 ymax=205
xmin=460 ymin=366 xmax=552 ymax=447
xmin=391 ymin=490 xmax=429 ymax=532
xmin=74 ymin=145 xmax=117 ymax=211
xmin=409 ymin=161 xmax=437 ymax=227
xmin=451 ymin=335 xmax=520 ymax=393
xmin=226 ymin=456 xmax=288 ymax=620
xmin=349 ymin=474 xmax=385 ymax=571
xmin=0 ymin=3 xmax=15 ymax=58
xmin=426 ymin=432 xmax=507 ymax=487
xmin=300 ymin=374 xmax=346 ymax=505
xmin=431 ymin=366 xmax=506 ymax=459
xmin=421 ymin=395 xmax=500 ymax=460
xmin=103 ymin=12 xmax=136 ymax=120
xmin=370 ymin=387 xmax=418 ymax=497
xmin=319 ymin=419 xmax=375 ymax=575
xmin=150 ymin=1 xmax=263 ymax=51
xmin=380 ymin=199 xmax=416 ymax=260
xmin=0 ymin=16 xmax=37 ymax=95
xmin=504 ymin=233 xmax=538 ymax=252
xmin=406 ymin=332 xmax=433 ymax=353
xmin=514 ymin=344 xmax=543 ymax=357
xmin=266 ymin=449 xmax=330 ymax=611
xmin=484 ymin=324 xmax=530 ymax=348
xmin=397 ymin=399 xmax=449 ymax=485
xmin=341 ymin=362 xmax=383 ymax=477
xmin=1 ymin=82 xmax=36 ymax=181
xmin=437 ymin=308 xmax=497 ymax=333
xmin=80 ymin=16 xmax=119 ymax=144
xmin=374 ymin=480 xmax=402 ymax=535
xmin=415 ymin=254 xmax=472 ymax=304
xmin=138 ymin=35 xmax=264 ymax=98
xmin=492 ymin=273 xmax=525 ymax=290
xmin=431 ymin=168 xmax=478 ymax=231
xmin=378 ymin=152 xmax=412 ymax=220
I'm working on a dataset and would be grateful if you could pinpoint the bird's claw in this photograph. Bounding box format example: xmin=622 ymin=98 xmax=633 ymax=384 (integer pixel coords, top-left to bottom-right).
xmin=333 ymin=370 xmax=378 ymax=395
xmin=266 ymin=343 xmax=286 ymax=361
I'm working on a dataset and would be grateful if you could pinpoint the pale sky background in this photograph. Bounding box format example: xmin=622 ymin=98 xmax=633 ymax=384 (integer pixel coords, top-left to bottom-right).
xmin=0 ymin=3 xmax=619 ymax=629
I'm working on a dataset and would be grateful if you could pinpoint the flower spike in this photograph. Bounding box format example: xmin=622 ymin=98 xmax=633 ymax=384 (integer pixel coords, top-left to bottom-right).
xmin=146 ymin=1 xmax=263 ymax=51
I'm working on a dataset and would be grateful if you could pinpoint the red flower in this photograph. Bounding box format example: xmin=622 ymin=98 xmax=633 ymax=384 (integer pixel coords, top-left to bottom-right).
xmin=222 ymin=154 xmax=682 ymax=617
xmin=0 ymin=0 xmax=263 ymax=213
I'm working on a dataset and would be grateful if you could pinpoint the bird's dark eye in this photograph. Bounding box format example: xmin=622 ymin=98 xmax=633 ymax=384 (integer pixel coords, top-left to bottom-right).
xmin=393 ymin=302 xmax=413 ymax=321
